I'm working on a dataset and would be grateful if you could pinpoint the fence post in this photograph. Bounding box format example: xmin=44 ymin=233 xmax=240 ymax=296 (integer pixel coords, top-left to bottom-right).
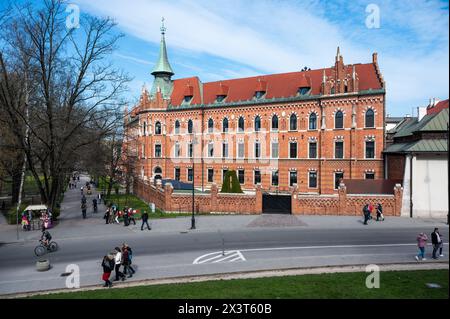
xmin=338 ymin=182 xmax=347 ymax=215
xmin=255 ymin=183 xmax=262 ymax=214
xmin=164 ymin=182 xmax=173 ymax=212
xmin=211 ymin=183 xmax=218 ymax=213
xmin=394 ymin=184 xmax=403 ymax=216
xmin=291 ymin=184 xmax=298 ymax=214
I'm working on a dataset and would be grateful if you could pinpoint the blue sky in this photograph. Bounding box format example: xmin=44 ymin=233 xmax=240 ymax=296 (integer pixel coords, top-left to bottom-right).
xmin=3 ymin=0 xmax=449 ymax=116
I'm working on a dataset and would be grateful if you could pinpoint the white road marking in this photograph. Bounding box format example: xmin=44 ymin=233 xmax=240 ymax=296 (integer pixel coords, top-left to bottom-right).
xmin=193 ymin=250 xmax=246 ymax=264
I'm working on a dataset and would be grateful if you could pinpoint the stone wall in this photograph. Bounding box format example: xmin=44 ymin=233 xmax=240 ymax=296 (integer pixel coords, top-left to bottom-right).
xmin=134 ymin=180 xmax=262 ymax=214
xmin=292 ymin=183 xmax=403 ymax=216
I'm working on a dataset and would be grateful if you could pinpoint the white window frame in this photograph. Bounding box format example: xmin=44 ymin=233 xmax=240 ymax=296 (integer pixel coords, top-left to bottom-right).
xmin=289 ymin=141 xmax=298 ymax=159
xmin=253 ymin=170 xmax=261 ymax=185
xmin=308 ymin=141 xmax=317 ymax=159
xmin=174 ymin=168 xmax=181 ymax=181
xmin=271 ymin=141 xmax=279 ymax=159
xmin=289 ymin=170 xmax=297 ymax=187
xmin=308 ymin=171 xmax=318 ymax=189
xmin=207 ymin=168 xmax=214 ymax=183
xmin=334 ymin=172 xmax=344 ymax=190
xmin=237 ymin=142 xmax=245 ymax=159
xmin=154 ymin=144 xmax=162 ymax=158
xmin=334 ymin=140 xmax=344 ymax=159
xmin=364 ymin=140 xmax=376 ymax=159
xmin=238 ymin=169 xmax=245 ymax=185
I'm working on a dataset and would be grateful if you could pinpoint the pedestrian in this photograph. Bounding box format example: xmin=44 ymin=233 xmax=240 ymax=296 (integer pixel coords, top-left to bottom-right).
xmin=115 ymin=210 xmax=120 ymax=224
xmin=415 ymin=232 xmax=428 ymax=261
xmin=97 ymin=193 xmax=101 ymax=205
xmin=81 ymin=202 xmax=87 ymax=219
xmin=129 ymin=208 xmax=136 ymax=225
xmin=376 ymin=203 xmax=384 ymax=221
xmin=101 ymin=255 xmax=114 ymax=288
xmin=122 ymin=246 xmax=132 ymax=278
xmin=431 ymin=228 xmax=442 ymax=259
xmin=113 ymin=247 xmax=126 ymax=281
xmin=362 ymin=203 xmax=370 ymax=225
xmin=123 ymin=243 xmax=136 ymax=277
xmin=123 ymin=208 xmax=129 ymax=226
xmin=141 ymin=210 xmax=151 ymax=231
xmin=439 ymin=233 xmax=444 ymax=257
xmin=104 ymin=208 xmax=110 ymax=224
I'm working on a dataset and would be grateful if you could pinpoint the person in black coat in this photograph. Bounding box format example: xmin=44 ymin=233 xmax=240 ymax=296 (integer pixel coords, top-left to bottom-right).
xmin=431 ymin=228 xmax=443 ymax=259
xmin=362 ymin=204 xmax=370 ymax=225
xmin=141 ymin=210 xmax=151 ymax=230
xmin=101 ymin=255 xmax=114 ymax=288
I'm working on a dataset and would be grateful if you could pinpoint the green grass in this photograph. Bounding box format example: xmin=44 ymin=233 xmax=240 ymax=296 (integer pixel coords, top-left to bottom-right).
xmin=30 ymin=269 xmax=448 ymax=299
xmin=104 ymin=194 xmax=195 ymax=219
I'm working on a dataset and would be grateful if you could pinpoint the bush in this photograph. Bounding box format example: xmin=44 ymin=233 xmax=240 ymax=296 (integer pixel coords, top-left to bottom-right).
xmin=220 ymin=170 xmax=243 ymax=193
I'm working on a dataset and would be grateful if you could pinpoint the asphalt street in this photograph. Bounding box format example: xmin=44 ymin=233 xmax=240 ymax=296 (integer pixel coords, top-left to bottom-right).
xmin=0 ymin=175 xmax=448 ymax=296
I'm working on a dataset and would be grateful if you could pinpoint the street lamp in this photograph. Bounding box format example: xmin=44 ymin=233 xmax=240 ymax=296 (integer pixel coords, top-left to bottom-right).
xmin=191 ymin=129 xmax=198 ymax=230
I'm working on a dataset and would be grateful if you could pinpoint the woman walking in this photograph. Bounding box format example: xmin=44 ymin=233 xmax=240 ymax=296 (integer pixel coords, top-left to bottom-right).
xmin=101 ymin=255 xmax=114 ymax=288
xmin=415 ymin=232 xmax=428 ymax=261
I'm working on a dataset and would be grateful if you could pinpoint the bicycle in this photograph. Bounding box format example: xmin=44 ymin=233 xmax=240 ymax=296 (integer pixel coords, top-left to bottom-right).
xmin=34 ymin=239 xmax=59 ymax=257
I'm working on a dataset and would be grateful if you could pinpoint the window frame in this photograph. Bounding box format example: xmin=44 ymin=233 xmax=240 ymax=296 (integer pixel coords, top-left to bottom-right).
xmin=308 ymin=171 xmax=318 ymax=188
xmin=289 ymin=114 xmax=298 ymax=131
xmin=309 ymin=113 xmax=317 ymax=130
xmin=365 ymin=109 xmax=375 ymax=128
xmin=334 ymin=111 xmax=344 ymax=129
xmin=334 ymin=141 xmax=344 ymax=159
xmin=289 ymin=141 xmax=298 ymax=159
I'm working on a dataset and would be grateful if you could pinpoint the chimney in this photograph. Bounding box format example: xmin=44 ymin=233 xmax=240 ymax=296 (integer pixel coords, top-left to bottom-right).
xmin=417 ymin=106 xmax=427 ymax=121
xmin=372 ymin=52 xmax=378 ymax=64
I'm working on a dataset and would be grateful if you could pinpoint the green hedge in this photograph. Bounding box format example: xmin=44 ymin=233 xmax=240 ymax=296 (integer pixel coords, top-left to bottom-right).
xmin=220 ymin=170 xmax=243 ymax=193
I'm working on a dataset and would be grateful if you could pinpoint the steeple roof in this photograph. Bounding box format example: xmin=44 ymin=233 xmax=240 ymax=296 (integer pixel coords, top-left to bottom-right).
xmin=151 ymin=18 xmax=174 ymax=76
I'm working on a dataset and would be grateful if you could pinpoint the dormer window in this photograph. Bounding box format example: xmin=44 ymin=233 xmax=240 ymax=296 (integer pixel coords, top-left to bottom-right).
xmin=216 ymin=95 xmax=226 ymax=103
xmin=183 ymin=84 xmax=194 ymax=104
xmin=183 ymin=95 xmax=193 ymax=103
xmin=255 ymin=91 xmax=265 ymax=99
xmin=298 ymin=87 xmax=311 ymax=95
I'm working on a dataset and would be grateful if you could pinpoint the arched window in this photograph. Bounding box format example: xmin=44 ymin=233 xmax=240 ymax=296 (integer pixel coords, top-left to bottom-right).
xmin=188 ymin=119 xmax=193 ymax=134
xmin=155 ymin=121 xmax=162 ymax=135
xmin=309 ymin=113 xmax=317 ymax=130
xmin=254 ymin=116 xmax=261 ymax=132
xmin=335 ymin=111 xmax=343 ymax=129
xmin=271 ymin=115 xmax=278 ymax=131
xmin=222 ymin=118 xmax=228 ymax=133
xmin=143 ymin=121 xmax=147 ymax=136
xmin=208 ymin=118 xmax=214 ymax=133
xmin=238 ymin=116 xmax=245 ymax=132
xmin=154 ymin=167 xmax=162 ymax=181
xmin=174 ymin=120 xmax=180 ymax=134
xmin=365 ymin=109 xmax=374 ymax=128
xmin=290 ymin=114 xmax=297 ymax=131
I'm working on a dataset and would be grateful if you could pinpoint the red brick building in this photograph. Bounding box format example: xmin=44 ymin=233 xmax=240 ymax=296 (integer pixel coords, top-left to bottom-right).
xmin=125 ymin=25 xmax=386 ymax=195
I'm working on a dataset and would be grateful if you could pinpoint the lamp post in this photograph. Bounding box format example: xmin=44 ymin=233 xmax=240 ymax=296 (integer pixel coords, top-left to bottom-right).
xmin=191 ymin=130 xmax=198 ymax=230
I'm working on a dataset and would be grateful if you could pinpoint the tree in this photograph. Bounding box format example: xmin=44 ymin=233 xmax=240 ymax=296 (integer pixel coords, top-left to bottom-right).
xmin=220 ymin=170 xmax=243 ymax=193
xmin=0 ymin=0 xmax=130 ymax=212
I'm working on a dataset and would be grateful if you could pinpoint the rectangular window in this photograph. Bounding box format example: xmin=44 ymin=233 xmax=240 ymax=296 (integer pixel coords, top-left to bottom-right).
xmin=271 ymin=170 xmax=279 ymax=186
xmin=238 ymin=169 xmax=245 ymax=184
xmin=309 ymin=171 xmax=317 ymax=188
xmin=208 ymin=143 xmax=214 ymax=158
xmin=155 ymin=144 xmax=162 ymax=158
xmin=290 ymin=142 xmax=297 ymax=159
xmin=222 ymin=169 xmax=228 ymax=182
xmin=175 ymin=144 xmax=180 ymax=158
xmin=238 ymin=143 xmax=244 ymax=158
xmin=254 ymin=170 xmax=261 ymax=185
xmin=222 ymin=143 xmax=228 ymax=158
xmin=309 ymin=142 xmax=317 ymax=159
xmin=289 ymin=171 xmax=297 ymax=187
xmin=188 ymin=143 xmax=193 ymax=158
xmin=334 ymin=172 xmax=344 ymax=190
xmin=365 ymin=172 xmax=375 ymax=179
xmin=272 ymin=142 xmax=279 ymax=158
xmin=174 ymin=168 xmax=181 ymax=181
xmin=365 ymin=141 xmax=375 ymax=159
xmin=207 ymin=169 xmax=214 ymax=183
xmin=187 ymin=168 xmax=193 ymax=182
xmin=255 ymin=142 xmax=261 ymax=158
xmin=335 ymin=141 xmax=344 ymax=159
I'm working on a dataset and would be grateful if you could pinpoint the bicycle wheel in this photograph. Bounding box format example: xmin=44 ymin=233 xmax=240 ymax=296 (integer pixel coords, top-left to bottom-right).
xmin=49 ymin=242 xmax=58 ymax=252
xmin=34 ymin=245 xmax=46 ymax=257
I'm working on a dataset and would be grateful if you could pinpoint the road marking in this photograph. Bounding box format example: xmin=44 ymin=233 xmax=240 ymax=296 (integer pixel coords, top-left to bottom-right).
xmin=193 ymin=250 xmax=246 ymax=264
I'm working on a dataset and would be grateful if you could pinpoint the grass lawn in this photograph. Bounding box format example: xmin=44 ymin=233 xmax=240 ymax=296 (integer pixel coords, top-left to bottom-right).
xmin=103 ymin=194 xmax=195 ymax=219
xmin=30 ymin=269 xmax=448 ymax=299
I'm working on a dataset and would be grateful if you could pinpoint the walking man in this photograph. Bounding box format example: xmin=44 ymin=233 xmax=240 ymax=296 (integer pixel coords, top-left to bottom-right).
xmin=114 ymin=247 xmax=126 ymax=281
xmin=362 ymin=203 xmax=370 ymax=225
xmin=81 ymin=202 xmax=87 ymax=219
xmin=431 ymin=228 xmax=442 ymax=259
xmin=141 ymin=210 xmax=151 ymax=231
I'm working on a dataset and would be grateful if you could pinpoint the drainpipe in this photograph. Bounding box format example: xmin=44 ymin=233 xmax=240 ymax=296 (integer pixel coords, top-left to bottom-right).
xmin=410 ymin=154 xmax=413 ymax=218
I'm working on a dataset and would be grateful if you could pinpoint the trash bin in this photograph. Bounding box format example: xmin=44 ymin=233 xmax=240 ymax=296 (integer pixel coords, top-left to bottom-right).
xmin=36 ymin=259 xmax=50 ymax=271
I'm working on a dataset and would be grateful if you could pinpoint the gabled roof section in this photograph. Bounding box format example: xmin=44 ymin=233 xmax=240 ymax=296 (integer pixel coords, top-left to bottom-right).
xmin=420 ymin=108 xmax=449 ymax=131
xmin=170 ymin=77 xmax=202 ymax=106
xmin=427 ymin=99 xmax=449 ymax=115
xmin=384 ymin=139 xmax=448 ymax=153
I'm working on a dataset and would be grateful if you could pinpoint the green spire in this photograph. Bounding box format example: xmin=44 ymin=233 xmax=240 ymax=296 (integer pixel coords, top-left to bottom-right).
xmin=151 ymin=17 xmax=174 ymax=76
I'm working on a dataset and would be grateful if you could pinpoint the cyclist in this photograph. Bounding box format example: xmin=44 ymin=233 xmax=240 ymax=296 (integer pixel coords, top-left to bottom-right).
xmin=41 ymin=227 xmax=52 ymax=247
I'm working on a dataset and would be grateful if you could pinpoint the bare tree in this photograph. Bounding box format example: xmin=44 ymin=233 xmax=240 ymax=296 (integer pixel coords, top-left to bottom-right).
xmin=0 ymin=0 xmax=130 ymax=213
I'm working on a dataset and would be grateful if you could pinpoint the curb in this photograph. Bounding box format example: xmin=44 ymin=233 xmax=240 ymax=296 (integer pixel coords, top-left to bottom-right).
xmin=2 ymin=261 xmax=448 ymax=299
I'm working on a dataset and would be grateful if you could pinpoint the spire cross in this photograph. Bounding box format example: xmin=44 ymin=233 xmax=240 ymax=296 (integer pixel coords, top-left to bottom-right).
xmin=160 ymin=17 xmax=166 ymax=34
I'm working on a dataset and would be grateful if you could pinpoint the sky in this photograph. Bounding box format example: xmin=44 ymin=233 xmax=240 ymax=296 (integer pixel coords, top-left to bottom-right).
xmin=3 ymin=0 xmax=449 ymax=116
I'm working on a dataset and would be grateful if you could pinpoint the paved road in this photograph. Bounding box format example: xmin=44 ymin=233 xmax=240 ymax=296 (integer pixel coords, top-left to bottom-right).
xmin=0 ymin=175 xmax=448 ymax=295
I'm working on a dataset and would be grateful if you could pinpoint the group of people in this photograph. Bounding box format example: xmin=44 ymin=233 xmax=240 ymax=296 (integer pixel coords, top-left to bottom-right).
xmin=362 ymin=202 xmax=384 ymax=225
xmin=415 ymin=228 xmax=445 ymax=261
xmin=103 ymin=205 xmax=137 ymax=226
xmin=22 ymin=209 xmax=52 ymax=231
xmin=101 ymin=243 xmax=136 ymax=288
